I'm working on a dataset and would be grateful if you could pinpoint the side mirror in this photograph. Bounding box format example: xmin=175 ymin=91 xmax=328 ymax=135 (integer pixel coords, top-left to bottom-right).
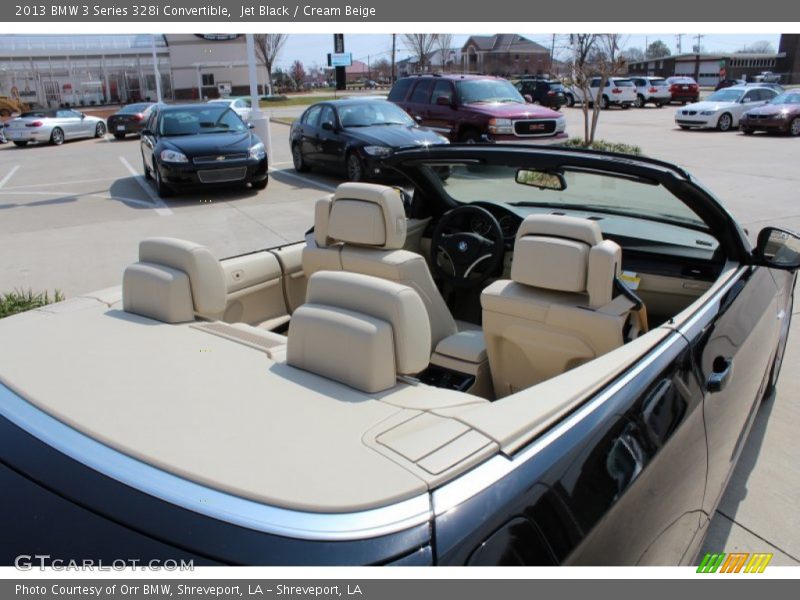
xmin=524 ymin=94 xmax=533 ymax=103
xmin=321 ymin=121 xmax=336 ymax=131
xmin=754 ymin=227 xmax=800 ymax=270
xmin=435 ymin=95 xmax=454 ymax=107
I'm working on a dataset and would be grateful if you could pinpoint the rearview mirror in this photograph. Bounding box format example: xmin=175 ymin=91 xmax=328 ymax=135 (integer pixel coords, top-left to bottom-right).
xmin=515 ymin=169 xmax=567 ymax=191
xmin=754 ymin=227 xmax=800 ymax=270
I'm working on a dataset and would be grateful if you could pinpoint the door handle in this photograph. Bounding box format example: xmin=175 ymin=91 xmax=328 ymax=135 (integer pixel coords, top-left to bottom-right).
xmin=706 ymin=357 xmax=733 ymax=393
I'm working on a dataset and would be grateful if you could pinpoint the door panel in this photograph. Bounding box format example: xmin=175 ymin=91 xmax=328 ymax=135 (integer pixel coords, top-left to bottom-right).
xmin=220 ymin=251 xmax=289 ymax=329
xmin=318 ymin=106 xmax=345 ymax=171
xmin=679 ymin=266 xmax=780 ymax=515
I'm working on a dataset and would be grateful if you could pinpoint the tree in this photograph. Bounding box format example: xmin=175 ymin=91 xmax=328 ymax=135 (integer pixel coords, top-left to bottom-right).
xmin=567 ymin=33 xmax=628 ymax=145
xmin=402 ymin=34 xmax=438 ymax=72
xmin=622 ymin=47 xmax=645 ymax=63
xmin=254 ymin=34 xmax=288 ymax=95
xmin=435 ymin=33 xmax=453 ymax=71
xmin=290 ymin=60 xmax=306 ymax=89
xmin=646 ymin=40 xmax=671 ymax=59
xmin=737 ymin=40 xmax=776 ymax=54
xmin=372 ymin=57 xmax=391 ymax=81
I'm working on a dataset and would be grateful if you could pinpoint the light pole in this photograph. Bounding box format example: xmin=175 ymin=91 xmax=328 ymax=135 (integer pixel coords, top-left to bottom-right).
xmin=151 ymin=34 xmax=162 ymax=103
xmin=246 ymin=33 xmax=271 ymax=163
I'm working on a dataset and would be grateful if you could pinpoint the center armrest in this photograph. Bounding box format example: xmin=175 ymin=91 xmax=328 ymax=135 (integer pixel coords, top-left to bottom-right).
xmin=434 ymin=330 xmax=488 ymax=364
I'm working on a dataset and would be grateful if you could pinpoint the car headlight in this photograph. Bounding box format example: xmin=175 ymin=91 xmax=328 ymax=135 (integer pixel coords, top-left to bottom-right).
xmin=248 ymin=142 xmax=266 ymax=160
xmin=362 ymin=145 xmax=393 ymax=157
xmin=774 ymin=111 xmax=789 ymax=119
xmin=488 ymin=118 xmax=513 ymax=134
xmin=556 ymin=116 xmax=567 ymax=132
xmin=699 ymin=110 xmax=717 ymax=116
xmin=160 ymin=149 xmax=188 ymax=163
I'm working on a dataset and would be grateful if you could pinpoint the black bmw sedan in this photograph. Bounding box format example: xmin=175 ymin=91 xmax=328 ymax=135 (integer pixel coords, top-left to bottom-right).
xmin=140 ymin=103 xmax=268 ymax=197
xmin=289 ymin=98 xmax=449 ymax=181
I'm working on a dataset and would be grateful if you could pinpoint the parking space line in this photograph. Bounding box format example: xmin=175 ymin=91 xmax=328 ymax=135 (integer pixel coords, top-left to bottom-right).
xmin=268 ymin=167 xmax=337 ymax=192
xmin=118 ymin=156 xmax=173 ymax=216
xmin=0 ymin=165 xmax=20 ymax=189
xmin=5 ymin=176 xmax=117 ymax=190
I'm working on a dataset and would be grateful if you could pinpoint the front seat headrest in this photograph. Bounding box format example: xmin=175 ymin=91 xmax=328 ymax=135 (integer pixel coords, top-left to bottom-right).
xmin=326 ymin=183 xmax=407 ymax=249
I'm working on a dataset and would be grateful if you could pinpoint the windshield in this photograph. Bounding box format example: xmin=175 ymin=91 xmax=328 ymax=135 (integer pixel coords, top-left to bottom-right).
xmin=435 ymin=163 xmax=709 ymax=230
xmin=771 ymin=92 xmax=800 ymax=105
xmin=456 ymin=79 xmax=525 ymax=104
xmin=338 ymin=102 xmax=415 ymax=127
xmin=120 ymin=103 xmax=152 ymax=114
xmin=707 ymin=89 xmax=743 ymax=102
xmin=159 ymin=107 xmax=247 ymax=136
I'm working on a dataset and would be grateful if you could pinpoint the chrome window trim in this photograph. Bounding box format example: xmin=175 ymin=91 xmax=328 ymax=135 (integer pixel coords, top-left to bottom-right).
xmin=432 ymin=264 xmax=748 ymax=516
xmin=0 ymin=384 xmax=432 ymax=541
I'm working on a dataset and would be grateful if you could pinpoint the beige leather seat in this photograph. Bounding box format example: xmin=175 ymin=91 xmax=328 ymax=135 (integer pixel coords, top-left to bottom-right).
xmin=481 ymin=214 xmax=643 ymax=398
xmin=302 ymin=182 xmax=459 ymax=351
xmin=287 ymin=271 xmax=431 ymax=393
xmin=123 ymin=237 xmax=226 ymax=323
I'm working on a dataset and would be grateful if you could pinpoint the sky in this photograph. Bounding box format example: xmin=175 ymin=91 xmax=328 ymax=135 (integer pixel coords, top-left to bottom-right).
xmin=272 ymin=33 xmax=783 ymax=70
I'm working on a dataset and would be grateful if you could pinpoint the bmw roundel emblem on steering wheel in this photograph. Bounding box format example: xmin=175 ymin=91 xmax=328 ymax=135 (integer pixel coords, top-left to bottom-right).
xmin=458 ymin=240 xmax=468 ymax=252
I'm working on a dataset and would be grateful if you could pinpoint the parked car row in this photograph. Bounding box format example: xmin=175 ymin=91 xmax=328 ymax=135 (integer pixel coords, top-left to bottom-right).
xmin=674 ymin=85 xmax=781 ymax=132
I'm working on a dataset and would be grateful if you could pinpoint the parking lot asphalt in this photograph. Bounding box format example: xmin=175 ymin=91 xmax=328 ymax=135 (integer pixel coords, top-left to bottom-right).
xmin=1 ymin=101 xmax=798 ymax=565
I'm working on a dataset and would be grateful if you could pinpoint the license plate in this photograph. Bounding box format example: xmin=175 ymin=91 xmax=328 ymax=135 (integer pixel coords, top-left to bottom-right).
xmin=9 ymin=132 xmax=23 ymax=140
xmin=681 ymin=86 xmax=688 ymax=90
xmin=116 ymin=125 xmax=126 ymax=131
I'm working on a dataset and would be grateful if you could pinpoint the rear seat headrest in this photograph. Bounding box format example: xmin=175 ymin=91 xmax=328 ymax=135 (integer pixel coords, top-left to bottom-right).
xmin=287 ymin=271 xmax=430 ymax=393
xmin=326 ymin=182 xmax=407 ymax=250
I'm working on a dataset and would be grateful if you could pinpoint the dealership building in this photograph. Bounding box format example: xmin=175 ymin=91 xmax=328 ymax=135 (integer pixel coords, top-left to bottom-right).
xmin=0 ymin=34 xmax=269 ymax=109
xmin=627 ymin=34 xmax=800 ymax=86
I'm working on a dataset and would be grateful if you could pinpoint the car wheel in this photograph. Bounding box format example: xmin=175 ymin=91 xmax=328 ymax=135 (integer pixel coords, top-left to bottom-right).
xmin=13 ymin=141 xmax=28 ymax=147
xmin=114 ymin=133 xmax=126 ymax=140
xmin=49 ymin=127 xmax=64 ymax=145
xmin=741 ymin=127 xmax=754 ymax=135
xmin=0 ymin=108 xmax=11 ymax=118
xmin=716 ymin=113 xmax=733 ymax=132
xmin=142 ymin=153 xmax=152 ymax=180
xmin=251 ymin=178 xmax=268 ymax=190
xmin=346 ymin=153 xmax=365 ymax=182
xmin=153 ymin=160 xmax=172 ymax=197
xmin=565 ymin=93 xmax=575 ymax=107
xmin=655 ymin=102 xmax=663 ymax=108
xmin=681 ymin=100 xmax=687 ymax=105
xmin=292 ymin=143 xmax=310 ymax=172
xmin=621 ymin=104 xmax=630 ymax=110
xmin=789 ymin=117 xmax=800 ymax=137
xmin=600 ymin=95 xmax=609 ymax=110
xmin=679 ymin=125 xmax=690 ymax=130
xmin=634 ymin=94 xmax=645 ymax=108
xmin=95 ymin=122 xmax=106 ymax=138
xmin=458 ymin=128 xmax=482 ymax=143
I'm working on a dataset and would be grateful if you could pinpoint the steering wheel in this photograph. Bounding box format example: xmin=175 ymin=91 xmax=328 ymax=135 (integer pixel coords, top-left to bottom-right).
xmin=430 ymin=206 xmax=505 ymax=288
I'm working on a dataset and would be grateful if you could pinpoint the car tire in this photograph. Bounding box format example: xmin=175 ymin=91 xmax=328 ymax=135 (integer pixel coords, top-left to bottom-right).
xmin=142 ymin=153 xmax=152 ymax=180
xmin=346 ymin=153 xmax=365 ymax=182
xmin=741 ymin=127 xmax=754 ymax=135
xmin=49 ymin=127 xmax=64 ymax=146
xmin=621 ymin=104 xmax=630 ymax=110
xmin=13 ymin=141 xmax=28 ymax=147
xmin=679 ymin=125 xmax=690 ymax=130
xmin=789 ymin=117 xmax=800 ymax=137
xmin=153 ymin=160 xmax=172 ymax=197
xmin=95 ymin=122 xmax=106 ymax=138
xmin=292 ymin=143 xmax=310 ymax=172
xmin=251 ymin=178 xmax=268 ymax=190
xmin=716 ymin=113 xmax=733 ymax=132
xmin=114 ymin=133 xmax=126 ymax=140
xmin=565 ymin=93 xmax=575 ymax=107
xmin=458 ymin=128 xmax=482 ymax=143
xmin=634 ymin=94 xmax=645 ymax=108
xmin=600 ymin=95 xmax=609 ymax=110
xmin=655 ymin=102 xmax=663 ymax=108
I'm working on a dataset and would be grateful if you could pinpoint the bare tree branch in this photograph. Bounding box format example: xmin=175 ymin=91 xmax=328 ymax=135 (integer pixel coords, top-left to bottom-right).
xmin=402 ymin=34 xmax=439 ymax=73
xmin=254 ymin=34 xmax=288 ymax=95
xmin=435 ymin=34 xmax=453 ymax=71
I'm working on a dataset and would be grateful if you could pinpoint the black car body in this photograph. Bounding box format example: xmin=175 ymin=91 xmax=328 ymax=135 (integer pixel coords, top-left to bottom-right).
xmin=140 ymin=103 xmax=268 ymax=196
xmin=0 ymin=145 xmax=797 ymax=567
xmin=289 ymin=98 xmax=449 ymax=181
xmin=514 ymin=79 xmax=568 ymax=109
xmin=106 ymin=102 xmax=157 ymax=139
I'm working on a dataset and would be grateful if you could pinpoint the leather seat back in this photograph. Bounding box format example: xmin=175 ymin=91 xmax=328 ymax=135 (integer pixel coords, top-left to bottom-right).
xmin=481 ymin=215 xmax=634 ymax=397
xmin=287 ymin=271 xmax=431 ymax=393
xmin=302 ymin=183 xmax=457 ymax=351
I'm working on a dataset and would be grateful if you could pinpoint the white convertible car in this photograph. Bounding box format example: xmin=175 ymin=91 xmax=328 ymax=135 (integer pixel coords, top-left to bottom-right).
xmin=0 ymin=145 xmax=798 ymax=566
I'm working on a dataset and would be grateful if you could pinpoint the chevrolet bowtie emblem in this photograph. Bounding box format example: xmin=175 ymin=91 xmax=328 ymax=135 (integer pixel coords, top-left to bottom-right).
xmin=216 ymin=156 xmax=226 ymax=161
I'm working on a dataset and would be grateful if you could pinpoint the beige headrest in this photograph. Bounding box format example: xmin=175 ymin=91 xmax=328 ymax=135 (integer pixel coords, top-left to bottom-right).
xmin=327 ymin=183 xmax=407 ymax=249
xmin=287 ymin=271 xmax=431 ymax=393
xmin=515 ymin=214 xmax=602 ymax=247
xmin=511 ymin=216 xmax=621 ymax=308
xmin=138 ymin=237 xmax=226 ymax=315
xmin=313 ymin=196 xmax=334 ymax=247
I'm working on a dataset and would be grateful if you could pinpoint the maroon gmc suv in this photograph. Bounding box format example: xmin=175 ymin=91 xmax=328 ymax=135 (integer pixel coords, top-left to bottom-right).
xmin=387 ymin=74 xmax=567 ymax=143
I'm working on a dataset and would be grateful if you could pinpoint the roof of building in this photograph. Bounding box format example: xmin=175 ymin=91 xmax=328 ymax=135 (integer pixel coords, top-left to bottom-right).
xmin=462 ymin=34 xmax=548 ymax=54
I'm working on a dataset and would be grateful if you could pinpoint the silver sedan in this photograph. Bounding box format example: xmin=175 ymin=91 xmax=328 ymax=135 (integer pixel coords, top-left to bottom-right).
xmin=4 ymin=108 xmax=107 ymax=147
